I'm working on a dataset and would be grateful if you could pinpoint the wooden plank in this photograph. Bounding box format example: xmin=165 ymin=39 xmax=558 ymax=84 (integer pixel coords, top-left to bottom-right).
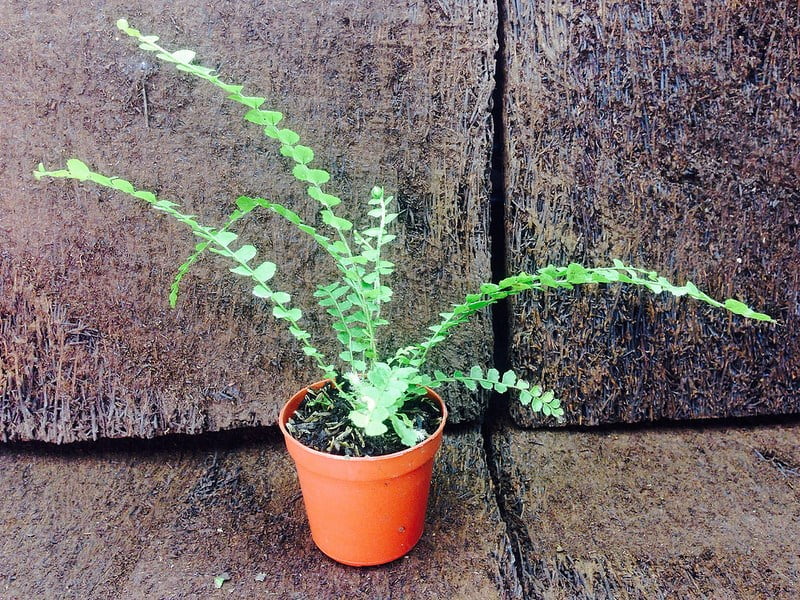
xmin=503 ymin=0 xmax=799 ymax=426
xmin=490 ymin=420 xmax=800 ymax=598
xmin=0 ymin=428 xmax=518 ymax=597
xmin=0 ymin=1 xmax=497 ymax=441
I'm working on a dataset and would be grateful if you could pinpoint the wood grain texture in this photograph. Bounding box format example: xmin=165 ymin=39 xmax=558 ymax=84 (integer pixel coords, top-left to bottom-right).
xmin=490 ymin=420 xmax=800 ymax=598
xmin=0 ymin=1 xmax=497 ymax=441
xmin=503 ymin=0 xmax=799 ymax=426
xmin=0 ymin=428 xmax=518 ymax=598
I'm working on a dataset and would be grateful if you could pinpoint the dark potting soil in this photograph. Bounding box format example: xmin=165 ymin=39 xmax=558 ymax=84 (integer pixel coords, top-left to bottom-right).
xmin=285 ymin=382 xmax=442 ymax=457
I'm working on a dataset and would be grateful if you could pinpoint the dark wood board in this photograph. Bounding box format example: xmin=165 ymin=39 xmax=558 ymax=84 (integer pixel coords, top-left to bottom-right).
xmin=0 ymin=428 xmax=518 ymax=598
xmin=503 ymin=0 xmax=799 ymax=426
xmin=0 ymin=1 xmax=497 ymax=442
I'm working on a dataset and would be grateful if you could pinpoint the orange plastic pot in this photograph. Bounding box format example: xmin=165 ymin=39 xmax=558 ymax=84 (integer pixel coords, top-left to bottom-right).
xmin=278 ymin=381 xmax=448 ymax=566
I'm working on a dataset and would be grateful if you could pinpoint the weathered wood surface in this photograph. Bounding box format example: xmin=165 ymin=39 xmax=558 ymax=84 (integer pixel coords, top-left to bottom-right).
xmin=3 ymin=0 xmax=798 ymax=443
xmin=3 ymin=422 xmax=798 ymax=598
xmin=503 ymin=0 xmax=799 ymax=426
xmin=490 ymin=419 xmax=800 ymax=598
xmin=0 ymin=428 xmax=518 ymax=599
xmin=0 ymin=1 xmax=497 ymax=442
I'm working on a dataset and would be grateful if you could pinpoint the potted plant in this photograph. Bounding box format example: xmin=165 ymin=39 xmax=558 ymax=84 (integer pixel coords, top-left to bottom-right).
xmin=33 ymin=19 xmax=774 ymax=566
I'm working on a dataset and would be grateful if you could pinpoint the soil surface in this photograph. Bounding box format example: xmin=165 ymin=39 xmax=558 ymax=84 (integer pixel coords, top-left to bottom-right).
xmin=2 ymin=418 xmax=798 ymax=599
xmin=286 ymin=382 xmax=442 ymax=456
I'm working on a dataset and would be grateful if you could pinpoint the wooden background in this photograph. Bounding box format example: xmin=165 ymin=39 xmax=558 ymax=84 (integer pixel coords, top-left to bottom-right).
xmin=0 ymin=0 xmax=796 ymax=442
xmin=503 ymin=0 xmax=798 ymax=426
xmin=0 ymin=0 xmax=497 ymax=442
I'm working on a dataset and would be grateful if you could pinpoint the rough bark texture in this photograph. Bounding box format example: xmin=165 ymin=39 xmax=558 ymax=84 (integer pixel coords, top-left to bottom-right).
xmin=490 ymin=419 xmax=800 ymax=599
xmin=504 ymin=0 xmax=799 ymax=426
xmin=3 ymin=422 xmax=799 ymax=598
xmin=0 ymin=1 xmax=496 ymax=442
xmin=0 ymin=427 xmax=518 ymax=599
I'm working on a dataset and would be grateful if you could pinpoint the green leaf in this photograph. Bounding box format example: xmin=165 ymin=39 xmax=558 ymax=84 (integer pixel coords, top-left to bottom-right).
xmin=235 ymin=195 xmax=264 ymax=211
xmin=273 ymin=306 xmax=302 ymax=321
xmin=66 ymin=158 xmax=90 ymax=178
xmin=252 ymin=261 xmax=276 ymax=281
xmin=228 ymin=93 xmax=266 ymax=109
xmin=361 ymin=227 xmax=383 ymax=238
xmin=723 ymin=299 xmax=773 ymax=322
xmin=243 ymin=109 xmax=282 ymax=125
xmin=565 ymin=262 xmax=592 ymax=283
xmin=307 ymin=186 xmax=342 ymax=208
xmin=321 ymin=210 xmax=353 ymax=231
xmin=519 ymin=389 xmax=533 ymax=405
xmin=171 ymin=49 xmax=196 ymax=64
xmin=292 ymin=164 xmax=312 ymax=181
xmin=252 ymin=285 xmax=271 ymax=299
xmin=469 ymin=365 xmax=482 ymax=379
xmin=462 ymin=378 xmax=477 ymax=391
xmin=152 ymin=199 xmax=177 ymax=209
xmin=213 ymin=231 xmax=238 ymax=246
xmin=271 ymin=291 xmax=291 ymax=304
xmin=176 ymin=64 xmax=214 ymax=77
xmin=391 ymin=415 xmax=421 ymax=447
xmin=232 ymin=245 xmax=257 ymax=263
xmin=362 ymin=248 xmax=379 ymax=262
xmin=366 ymin=362 xmax=393 ymax=388
xmin=307 ymin=169 xmax=330 ymax=185
xmin=213 ymin=573 xmax=230 ymax=589
xmin=277 ymin=129 xmax=301 ymax=145
xmin=724 ymin=299 xmax=750 ymax=316
xmin=292 ymin=145 xmax=314 ymax=165
xmin=350 ymin=407 xmax=392 ymax=436
xmin=133 ymin=190 xmax=157 ymax=203
xmin=270 ymin=204 xmax=302 ymax=224
xmin=329 ymin=240 xmax=348 ymax=254
xmin=288 ymin=325 xmax=311 ymax=340
xmin=110 ymin=178 xmax=135 ymax=193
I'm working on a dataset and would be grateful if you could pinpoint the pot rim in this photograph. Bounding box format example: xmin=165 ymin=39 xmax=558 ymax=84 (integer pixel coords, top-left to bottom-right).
xmin=278 ymin=379 xmax=448 ymax=462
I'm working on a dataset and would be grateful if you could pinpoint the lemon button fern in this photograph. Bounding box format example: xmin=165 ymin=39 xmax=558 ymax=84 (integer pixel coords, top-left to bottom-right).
xmin=34 ymin=19 xmax=774 ymax=448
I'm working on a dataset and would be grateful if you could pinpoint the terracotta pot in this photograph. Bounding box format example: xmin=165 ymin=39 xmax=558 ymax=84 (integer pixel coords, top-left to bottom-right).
xmin=278 ymin=380 xmax=448 ymax=566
